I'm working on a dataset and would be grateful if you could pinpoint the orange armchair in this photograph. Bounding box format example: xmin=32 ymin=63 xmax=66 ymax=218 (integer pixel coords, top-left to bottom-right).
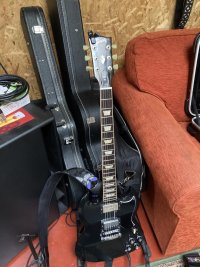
xmin=113 ymin=29 xmax=200 ymax=255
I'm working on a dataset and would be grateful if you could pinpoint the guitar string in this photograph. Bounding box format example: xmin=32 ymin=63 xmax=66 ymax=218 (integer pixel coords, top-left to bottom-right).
xmin=97 ymin=49 xmax=118 ymax=237
xmin=102 ymin=87 xmax=117 ymax=234
xmin=101 ymin=87 xmax=108 ymax=226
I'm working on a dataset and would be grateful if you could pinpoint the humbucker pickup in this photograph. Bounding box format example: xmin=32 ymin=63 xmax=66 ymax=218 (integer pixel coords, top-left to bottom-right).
xmin=101 ymin=218 xmax=121 ymax=241
xmin=102 ymin=202 xmax=119 ymax=213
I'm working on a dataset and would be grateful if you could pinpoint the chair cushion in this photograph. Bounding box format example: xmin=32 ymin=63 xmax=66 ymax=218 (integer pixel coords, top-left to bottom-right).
xmin=125 ymin=28 xmax=200 ymax=122
xmin=112 ymin=68 xmax=200 ymax=254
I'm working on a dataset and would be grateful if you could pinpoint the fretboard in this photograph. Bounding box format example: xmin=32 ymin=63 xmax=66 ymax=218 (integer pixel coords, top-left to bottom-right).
xmin=100 ymin=87 xmax=117 ymax=203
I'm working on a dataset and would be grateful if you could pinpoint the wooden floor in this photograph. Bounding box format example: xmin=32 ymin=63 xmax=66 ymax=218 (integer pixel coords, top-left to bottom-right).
xmin=6 ymin=205 xmax=171 ymax=267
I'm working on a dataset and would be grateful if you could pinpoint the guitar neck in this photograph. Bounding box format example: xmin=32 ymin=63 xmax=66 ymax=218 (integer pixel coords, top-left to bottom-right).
xmin=100 ymin=86 xmax=117 ymax=203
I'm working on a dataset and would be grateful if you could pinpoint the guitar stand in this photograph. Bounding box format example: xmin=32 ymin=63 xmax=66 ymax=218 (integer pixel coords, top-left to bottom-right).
xmin=18 ymin=234 xmax=45 ymax=267
xmin=77 ymin=258 xmax=87 ymax=267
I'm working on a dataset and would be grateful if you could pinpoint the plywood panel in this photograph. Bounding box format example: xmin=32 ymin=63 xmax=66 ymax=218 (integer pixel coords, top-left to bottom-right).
xmin=0 ymin=0 xmax=51 ymax=100
xmin=0 ymin=0 xmax=200 ymax=99
xmin=80 ymin=0 xmax=176 ymax=65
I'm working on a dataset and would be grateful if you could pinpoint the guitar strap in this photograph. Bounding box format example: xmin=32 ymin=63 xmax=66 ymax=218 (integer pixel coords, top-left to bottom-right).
xmin=38 ymin=171 xmax=67 ymax=266
xmin=174 ymin=0 xmax=194 ymax=29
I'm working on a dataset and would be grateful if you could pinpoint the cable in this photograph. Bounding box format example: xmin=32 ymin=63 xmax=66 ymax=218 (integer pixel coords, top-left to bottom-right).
xmin=65 ymin=210 xmax=76 ymax=227
xmin=0 ymin=74 xmax=29 ymax=104
xmin=26 ymin=242 xmax=40 ymax=267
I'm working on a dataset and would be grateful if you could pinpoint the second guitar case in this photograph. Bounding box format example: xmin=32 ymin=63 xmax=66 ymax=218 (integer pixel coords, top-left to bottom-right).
xmin=46 ymin=0 xmax=146 ymax=191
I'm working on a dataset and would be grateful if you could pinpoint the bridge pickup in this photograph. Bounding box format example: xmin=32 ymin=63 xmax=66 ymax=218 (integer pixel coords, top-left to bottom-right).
xmin=101 ymin=217 xmax=121 ymax=241
xmin=103 ymin=202 xmax=119 ymax=213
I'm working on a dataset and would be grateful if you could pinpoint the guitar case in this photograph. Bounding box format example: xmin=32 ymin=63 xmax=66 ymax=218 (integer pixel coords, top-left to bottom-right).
xmin=186 ymin=33 xmax=200 ymax=141
xmin=20 ymin=6 xmax=85 ymax=171
xmin=46 ymin=0 xmax=146 ymax=190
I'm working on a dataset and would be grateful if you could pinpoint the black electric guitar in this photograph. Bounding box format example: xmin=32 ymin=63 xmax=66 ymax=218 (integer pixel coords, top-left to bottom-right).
xmin=75 ymin=32 xmax=143 ymax=263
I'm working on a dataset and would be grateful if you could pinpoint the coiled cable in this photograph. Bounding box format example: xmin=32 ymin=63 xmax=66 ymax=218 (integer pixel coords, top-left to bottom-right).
xmin=0 ymin=74 xmax=29 ymax=104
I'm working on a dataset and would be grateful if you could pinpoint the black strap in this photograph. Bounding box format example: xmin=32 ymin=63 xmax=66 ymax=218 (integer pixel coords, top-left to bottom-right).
xmin=104 ymin=259 xmax=113 ymax=267
xmin=174 ymin=0 xmax=194 ymax=29
xmin=38 ymin=171 xmax=67 ymax=266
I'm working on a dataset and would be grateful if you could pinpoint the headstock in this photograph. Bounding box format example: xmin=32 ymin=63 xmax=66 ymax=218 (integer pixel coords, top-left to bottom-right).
xmin=84 ymin=31 xmax=118 ymax=89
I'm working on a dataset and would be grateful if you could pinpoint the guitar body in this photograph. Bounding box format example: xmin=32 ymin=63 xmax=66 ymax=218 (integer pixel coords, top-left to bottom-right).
xmin=76 ymin=193 xmax=139 ymax=262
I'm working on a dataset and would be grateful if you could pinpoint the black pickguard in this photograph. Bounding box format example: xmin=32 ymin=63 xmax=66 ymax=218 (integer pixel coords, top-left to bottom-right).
xmin=76 ymin=193 xmax=140 ymax=262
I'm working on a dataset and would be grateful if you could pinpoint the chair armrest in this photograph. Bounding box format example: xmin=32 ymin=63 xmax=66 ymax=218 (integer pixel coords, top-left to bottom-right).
xmin=113 ymin=69 xmax=200 ymax=209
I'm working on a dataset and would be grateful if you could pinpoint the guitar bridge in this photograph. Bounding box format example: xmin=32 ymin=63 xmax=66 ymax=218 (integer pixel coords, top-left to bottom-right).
xmin=101 ymin=218 xmax=121 ymax=241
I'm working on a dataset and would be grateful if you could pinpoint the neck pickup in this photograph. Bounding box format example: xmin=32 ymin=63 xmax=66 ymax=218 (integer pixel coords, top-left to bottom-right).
xmin=102 ymin=202 xmax=119 ymax=213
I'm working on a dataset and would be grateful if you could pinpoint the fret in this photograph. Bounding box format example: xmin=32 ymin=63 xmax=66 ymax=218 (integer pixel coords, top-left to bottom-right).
xmin=102 ymin=170 xmax=116 ymax=174
xmin=103 ymin=197 xmax=117 ymax=201
xmin=103 ymin=160 xmax=115 ymax=164
xmin=104 ymin=188 xmax=116 ymax=193
xmin=100 ymin=87 xmax=112 ymax=90
xmin=103 ymin=156 xmax=115 ymax=160
xmin=104 ymin=193 xmax=116 ymax=198
xmin=103 ymin=168 xmax=115 ymax=172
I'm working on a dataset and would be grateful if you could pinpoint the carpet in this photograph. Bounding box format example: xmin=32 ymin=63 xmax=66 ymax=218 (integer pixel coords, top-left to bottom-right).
xmin=138 ymin=248 xmax=200 ymax=267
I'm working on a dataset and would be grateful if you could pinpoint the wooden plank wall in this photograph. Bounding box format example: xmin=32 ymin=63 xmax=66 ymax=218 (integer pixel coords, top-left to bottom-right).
xmin=0 ymin=0 xmax=200 ymax=99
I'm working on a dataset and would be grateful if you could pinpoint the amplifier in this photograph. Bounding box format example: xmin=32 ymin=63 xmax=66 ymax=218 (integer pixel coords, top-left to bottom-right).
xmin=0 ymin=103 xmax=60 ymax=266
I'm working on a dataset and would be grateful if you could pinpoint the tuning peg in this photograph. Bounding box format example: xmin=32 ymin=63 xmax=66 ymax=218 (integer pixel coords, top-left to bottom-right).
xmin=83 ymin=45 xmax=89 ymax=51
xmin=112 ymin=44 xmax=117 ymax=49
xmin=112 ymin=54 xmax=118 ymax=60
xmin=86 ymin=66 xmax=93 ymax=71
xmin=85 ymin=55 xmax=91 ymax=61
xmin=113 ymin=64 xmax=119 ymax=70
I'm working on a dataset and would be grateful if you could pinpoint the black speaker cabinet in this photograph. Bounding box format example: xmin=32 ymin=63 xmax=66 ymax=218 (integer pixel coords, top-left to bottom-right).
xmin=0 ymin=103 xmax=59 ymax=266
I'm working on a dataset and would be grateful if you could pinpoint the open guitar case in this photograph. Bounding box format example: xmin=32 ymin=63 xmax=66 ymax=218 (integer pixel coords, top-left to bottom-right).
xmin=20 ymin=2 xmax=150 ymax=267
xmin=186 ymin=33 xmax=200 ymax=141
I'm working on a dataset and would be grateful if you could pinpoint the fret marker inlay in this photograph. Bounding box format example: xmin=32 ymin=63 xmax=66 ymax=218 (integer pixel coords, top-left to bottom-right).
xmin=105 ymin=164 xmax=114 ymax=169
xmin=105 ymin=176 xmax=114 ymax=181
xmin=104 ymin=139 xmax=112 ymax=144
xmin=103 ymin=110 xmax=111 ymax=116
xmin=104 ymin=126 xmax=111 ymax=132
xmin=104 ymin=150 xmax=113 ymax=155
